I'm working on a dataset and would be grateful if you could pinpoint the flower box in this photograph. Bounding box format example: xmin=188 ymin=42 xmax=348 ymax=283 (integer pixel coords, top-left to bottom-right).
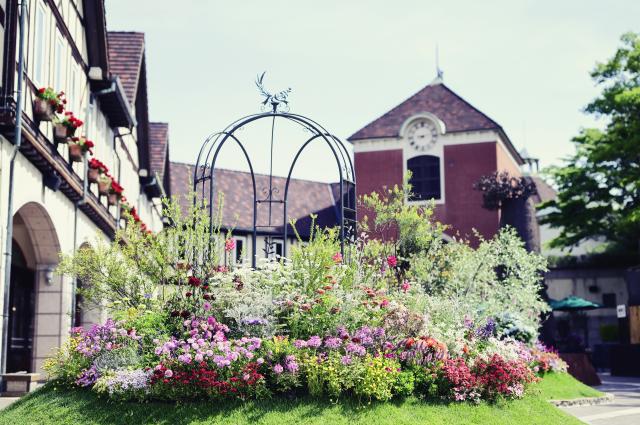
xmin=33 ymin=98 xmax=53 ymax=122
xmin=53 ymin=122 xmax=69 ymax=143
xmin=68 ymin=142 xmax=84 ymax=162
xmin=97 ymin=176 xmax=112 ymax=195
xmin=87 ymin=167 xmax=100 ymax=183
xmin=107 ymin=193 xmax=118 ymax=206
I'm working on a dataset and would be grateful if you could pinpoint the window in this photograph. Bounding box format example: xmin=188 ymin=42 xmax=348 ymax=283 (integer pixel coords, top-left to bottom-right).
xmin=235 ymin=239 xmax=244 ymax=263
xmin=602 ymin=293 xmax=617 ymax=308
xmin=34 ymin=4 xmax=47 ymax=84
xmin=264 ymin=238 xmax=283 ymax=259
xmin=407 ymin=155 xmax=441 ymax=201
xmin=54 ymin=35 xmax=65 ymax=91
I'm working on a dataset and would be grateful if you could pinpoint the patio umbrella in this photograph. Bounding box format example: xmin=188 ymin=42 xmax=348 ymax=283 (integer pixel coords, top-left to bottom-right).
xmin=549 ymin=296 xmax=601 ymax=311
xmin=549 ymin=296 xmax=601 ymax=350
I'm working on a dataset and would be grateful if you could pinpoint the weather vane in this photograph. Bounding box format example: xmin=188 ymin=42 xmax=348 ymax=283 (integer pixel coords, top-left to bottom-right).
xmin=255 ymin=71 xmax=292 ymax=112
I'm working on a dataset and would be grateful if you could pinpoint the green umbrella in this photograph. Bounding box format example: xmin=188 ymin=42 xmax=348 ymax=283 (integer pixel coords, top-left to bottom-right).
xmin=549 ymin=296 xmax=601 ymax=311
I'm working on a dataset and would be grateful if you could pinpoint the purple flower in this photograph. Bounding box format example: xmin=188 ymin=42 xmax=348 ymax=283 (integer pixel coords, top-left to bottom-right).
xmin=293 ymin=339 xmax=307 ymax=349
xmin=273 ymin=364 xmax=284 ymax=374
xmin=306 ymin=336 xmax=322 ymax=348
xmin=341 ymin=355 xmax=352 ymax=365
xmin=76 ymin=365 xmax=99 ymax=387
xmin=345 ymin=342 xmax=366 ymax=357
xmin=203 ymin=302 xmax=212 ymax=311
xmin=285 ymin=359 xmax=299 ymax=373
xmin=324 ymin=337 xmax=342 ymax=349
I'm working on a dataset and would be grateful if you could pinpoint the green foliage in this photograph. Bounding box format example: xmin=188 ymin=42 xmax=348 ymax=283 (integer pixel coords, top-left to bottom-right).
xmin=42 ymin=337 xmax=91 ymax=386
xmin=539 ymin=32 xmax=640 ymax=252
xmin=57 ymin=192 xmax=223 ymax=312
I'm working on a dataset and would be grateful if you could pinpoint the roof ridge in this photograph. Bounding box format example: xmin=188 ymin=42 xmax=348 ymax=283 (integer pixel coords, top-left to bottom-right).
xmin=169 ymin=161 xmax=336 ymax=185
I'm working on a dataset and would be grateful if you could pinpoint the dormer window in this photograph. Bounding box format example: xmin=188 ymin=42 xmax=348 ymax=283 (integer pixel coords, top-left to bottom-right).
xmin=408 ymin=155 xmax=441 ymax=201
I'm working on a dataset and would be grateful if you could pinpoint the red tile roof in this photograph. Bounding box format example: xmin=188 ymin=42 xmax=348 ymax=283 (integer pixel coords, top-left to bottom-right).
xmin=149 ymin=122 xmax=169 ymax=183
xmin=170 ymin=162 xmax=340 ymax=236
xmin=107 ymin=32 xmax=145 ymax=105
xmin=348 ymin=83 xmax=501 ymax=141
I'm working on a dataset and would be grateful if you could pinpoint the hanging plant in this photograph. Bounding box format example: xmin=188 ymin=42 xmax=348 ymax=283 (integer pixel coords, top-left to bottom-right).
xmin=34 ymin=87 xmax=65 ymax=121
xmin=88 ymin=158 xmax=108 ymax=183
xmin=68 ymin=136 xmax=94 ymax=162
xmin=97 ymin=174 xmax=112 ymax=195
xmin=107 ymin=180 xmax=124 ymax=206
xmin=473 ymin=171 xmax=536 ymax=210
xmin=53 ymin=111 xmax=83 ymax=142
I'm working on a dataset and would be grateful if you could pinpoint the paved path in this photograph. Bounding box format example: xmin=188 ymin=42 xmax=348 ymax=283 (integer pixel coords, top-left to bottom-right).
xmin=561 ymin=373 xmax=640 ymax=425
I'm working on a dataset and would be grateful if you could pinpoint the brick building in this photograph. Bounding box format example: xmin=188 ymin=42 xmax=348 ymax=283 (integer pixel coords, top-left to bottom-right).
xmin=348 ymin=78 xmax=524 ymax=242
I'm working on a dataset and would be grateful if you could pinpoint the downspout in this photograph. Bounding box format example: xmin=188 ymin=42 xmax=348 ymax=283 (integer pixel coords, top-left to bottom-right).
xmin=1 ymin=0 xmax=27 ymax=375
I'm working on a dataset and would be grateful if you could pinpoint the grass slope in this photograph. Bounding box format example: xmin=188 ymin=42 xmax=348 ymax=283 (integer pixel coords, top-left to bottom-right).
xmin=0 ymin=373 xmax=600 ymax=425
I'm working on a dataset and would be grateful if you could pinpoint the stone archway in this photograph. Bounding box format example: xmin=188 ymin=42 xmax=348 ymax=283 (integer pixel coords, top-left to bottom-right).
xmin=10 ymin=202 xmax=63 ymax=373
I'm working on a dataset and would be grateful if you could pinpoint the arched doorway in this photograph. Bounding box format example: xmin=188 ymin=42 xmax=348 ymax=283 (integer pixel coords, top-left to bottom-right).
xmin=6 ymin=240 xmax=35 ymax=372
xmin=8 ymin=202 xmax=62 ymax=373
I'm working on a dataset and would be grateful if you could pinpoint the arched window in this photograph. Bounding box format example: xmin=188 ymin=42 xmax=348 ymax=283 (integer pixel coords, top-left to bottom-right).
xmin=407 ymin=155 xmax=441 ymax=201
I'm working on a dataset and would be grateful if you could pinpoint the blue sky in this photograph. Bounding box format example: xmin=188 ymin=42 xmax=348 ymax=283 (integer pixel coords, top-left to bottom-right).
xmin=107 ymin=0 xmax=639 ymax=181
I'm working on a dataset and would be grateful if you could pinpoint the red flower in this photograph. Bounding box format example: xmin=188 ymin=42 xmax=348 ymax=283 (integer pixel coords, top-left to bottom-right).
xmin=386 ymin=255 xmax=398 ymax=268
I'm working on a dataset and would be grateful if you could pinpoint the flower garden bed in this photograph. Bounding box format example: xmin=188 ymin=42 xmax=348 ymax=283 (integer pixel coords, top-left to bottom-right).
xmin=24 ymin=186 xmax=586 ymax=422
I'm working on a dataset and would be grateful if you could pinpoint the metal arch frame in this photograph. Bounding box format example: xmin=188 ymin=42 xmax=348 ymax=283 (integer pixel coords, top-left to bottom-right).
xmin=193 ymin=110 xmax=356 ymax=268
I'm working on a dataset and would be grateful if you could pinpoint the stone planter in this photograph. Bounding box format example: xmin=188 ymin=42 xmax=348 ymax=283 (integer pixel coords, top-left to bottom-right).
xmin=68 ymin=143 xmax=84 ymax=162
xmin=87 ymin=168 xmax=100 ymax=183
xmin=53 ymin=123 xmax=69 ymax=143
xmin=97 ymin=178 xmax=112 ymax=195
xmin=0 ymin=372 xmax=41 ymax=397
xmin=33 ymin=99 xmax=53 ymax=121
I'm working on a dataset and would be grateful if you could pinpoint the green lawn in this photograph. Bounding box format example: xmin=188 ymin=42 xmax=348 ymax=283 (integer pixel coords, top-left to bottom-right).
xmin=0 ymin=373 xmax=602 ymax=425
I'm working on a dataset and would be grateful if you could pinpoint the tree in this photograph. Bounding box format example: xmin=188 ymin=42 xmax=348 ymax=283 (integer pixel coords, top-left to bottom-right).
xmin=539 ymin=32 xmax=640 ymax=253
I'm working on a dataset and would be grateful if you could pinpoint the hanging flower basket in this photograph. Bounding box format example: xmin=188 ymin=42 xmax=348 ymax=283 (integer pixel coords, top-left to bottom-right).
xmin=108 ymin=180 xmax=124 ymax=206
xmin=53 ymin=112 xmax=83 ymax=143
xmin=33 ymin=87 xmax=65 ymax=121
xmin=33 ymin=98 xmax=54 ymax=122
xmin=87 ymin=167 xmax=100 ymax=183
xmin=67 ymin=136 xmax=94 ymax=163
xmin=88 ymin=158 xmax=108 ymax=184
xmin=107 ymin=193 xmax=118 ymax=206
xmin=53 ymin=122 xmax=69 ymax=143
xmin=97 ymin=175 xmax=112 ymax=195
xmin=68 ymin=142 xmax=84 ymax=162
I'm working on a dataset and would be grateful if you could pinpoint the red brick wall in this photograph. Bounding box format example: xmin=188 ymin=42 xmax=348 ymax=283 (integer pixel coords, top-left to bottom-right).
xmin=443 ymin=142 xmax=500 ymax=243
xmin=355 ymin=149 xmax=404 ymax=198
xmin=355 ymin=144 xmax=503 ymax=246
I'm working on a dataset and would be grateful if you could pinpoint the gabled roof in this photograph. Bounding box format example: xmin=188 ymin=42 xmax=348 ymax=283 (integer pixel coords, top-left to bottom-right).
xmin=107 ymin=32 xmax=145 ymax=105
xmin=348 ymin=82 xmax=501 ymax=141
xmin=149 ymin=122 xmax=170 ymax=194
xmin=170 ymin=162 xmax=340 ymax=238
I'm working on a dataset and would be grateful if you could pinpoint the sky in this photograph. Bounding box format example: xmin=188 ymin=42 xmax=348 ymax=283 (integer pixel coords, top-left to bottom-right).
xmin=106 ymin=0 xmax=639 ymax=182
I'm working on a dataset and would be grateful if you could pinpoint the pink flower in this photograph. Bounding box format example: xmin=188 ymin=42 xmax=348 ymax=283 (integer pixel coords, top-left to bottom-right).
xmin=387 ymin=255 xmax=397 ymax=268
xmin=225 ymin=238 xmax=236 ymax=252
xmin=203 ymin=301 xmax=212 ymax=311
xmin=401 ymin=280 xmax=411 ymax=293
xmin=273 ymin=364 xmax=284 ymax=374
xmin=332 ymin=252 xmax=343 ymax=264
xmin=164 ymin=369 xmax=173 ymax=378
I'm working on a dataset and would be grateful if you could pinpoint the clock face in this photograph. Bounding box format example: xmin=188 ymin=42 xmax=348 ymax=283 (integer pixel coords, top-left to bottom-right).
xmin=406 ymin=119 xmax=438 ymax=152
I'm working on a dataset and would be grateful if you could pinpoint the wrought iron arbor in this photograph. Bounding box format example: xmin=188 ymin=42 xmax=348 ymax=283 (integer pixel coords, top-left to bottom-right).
xmin=193 ymin=75 xmax=356 ymax=267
